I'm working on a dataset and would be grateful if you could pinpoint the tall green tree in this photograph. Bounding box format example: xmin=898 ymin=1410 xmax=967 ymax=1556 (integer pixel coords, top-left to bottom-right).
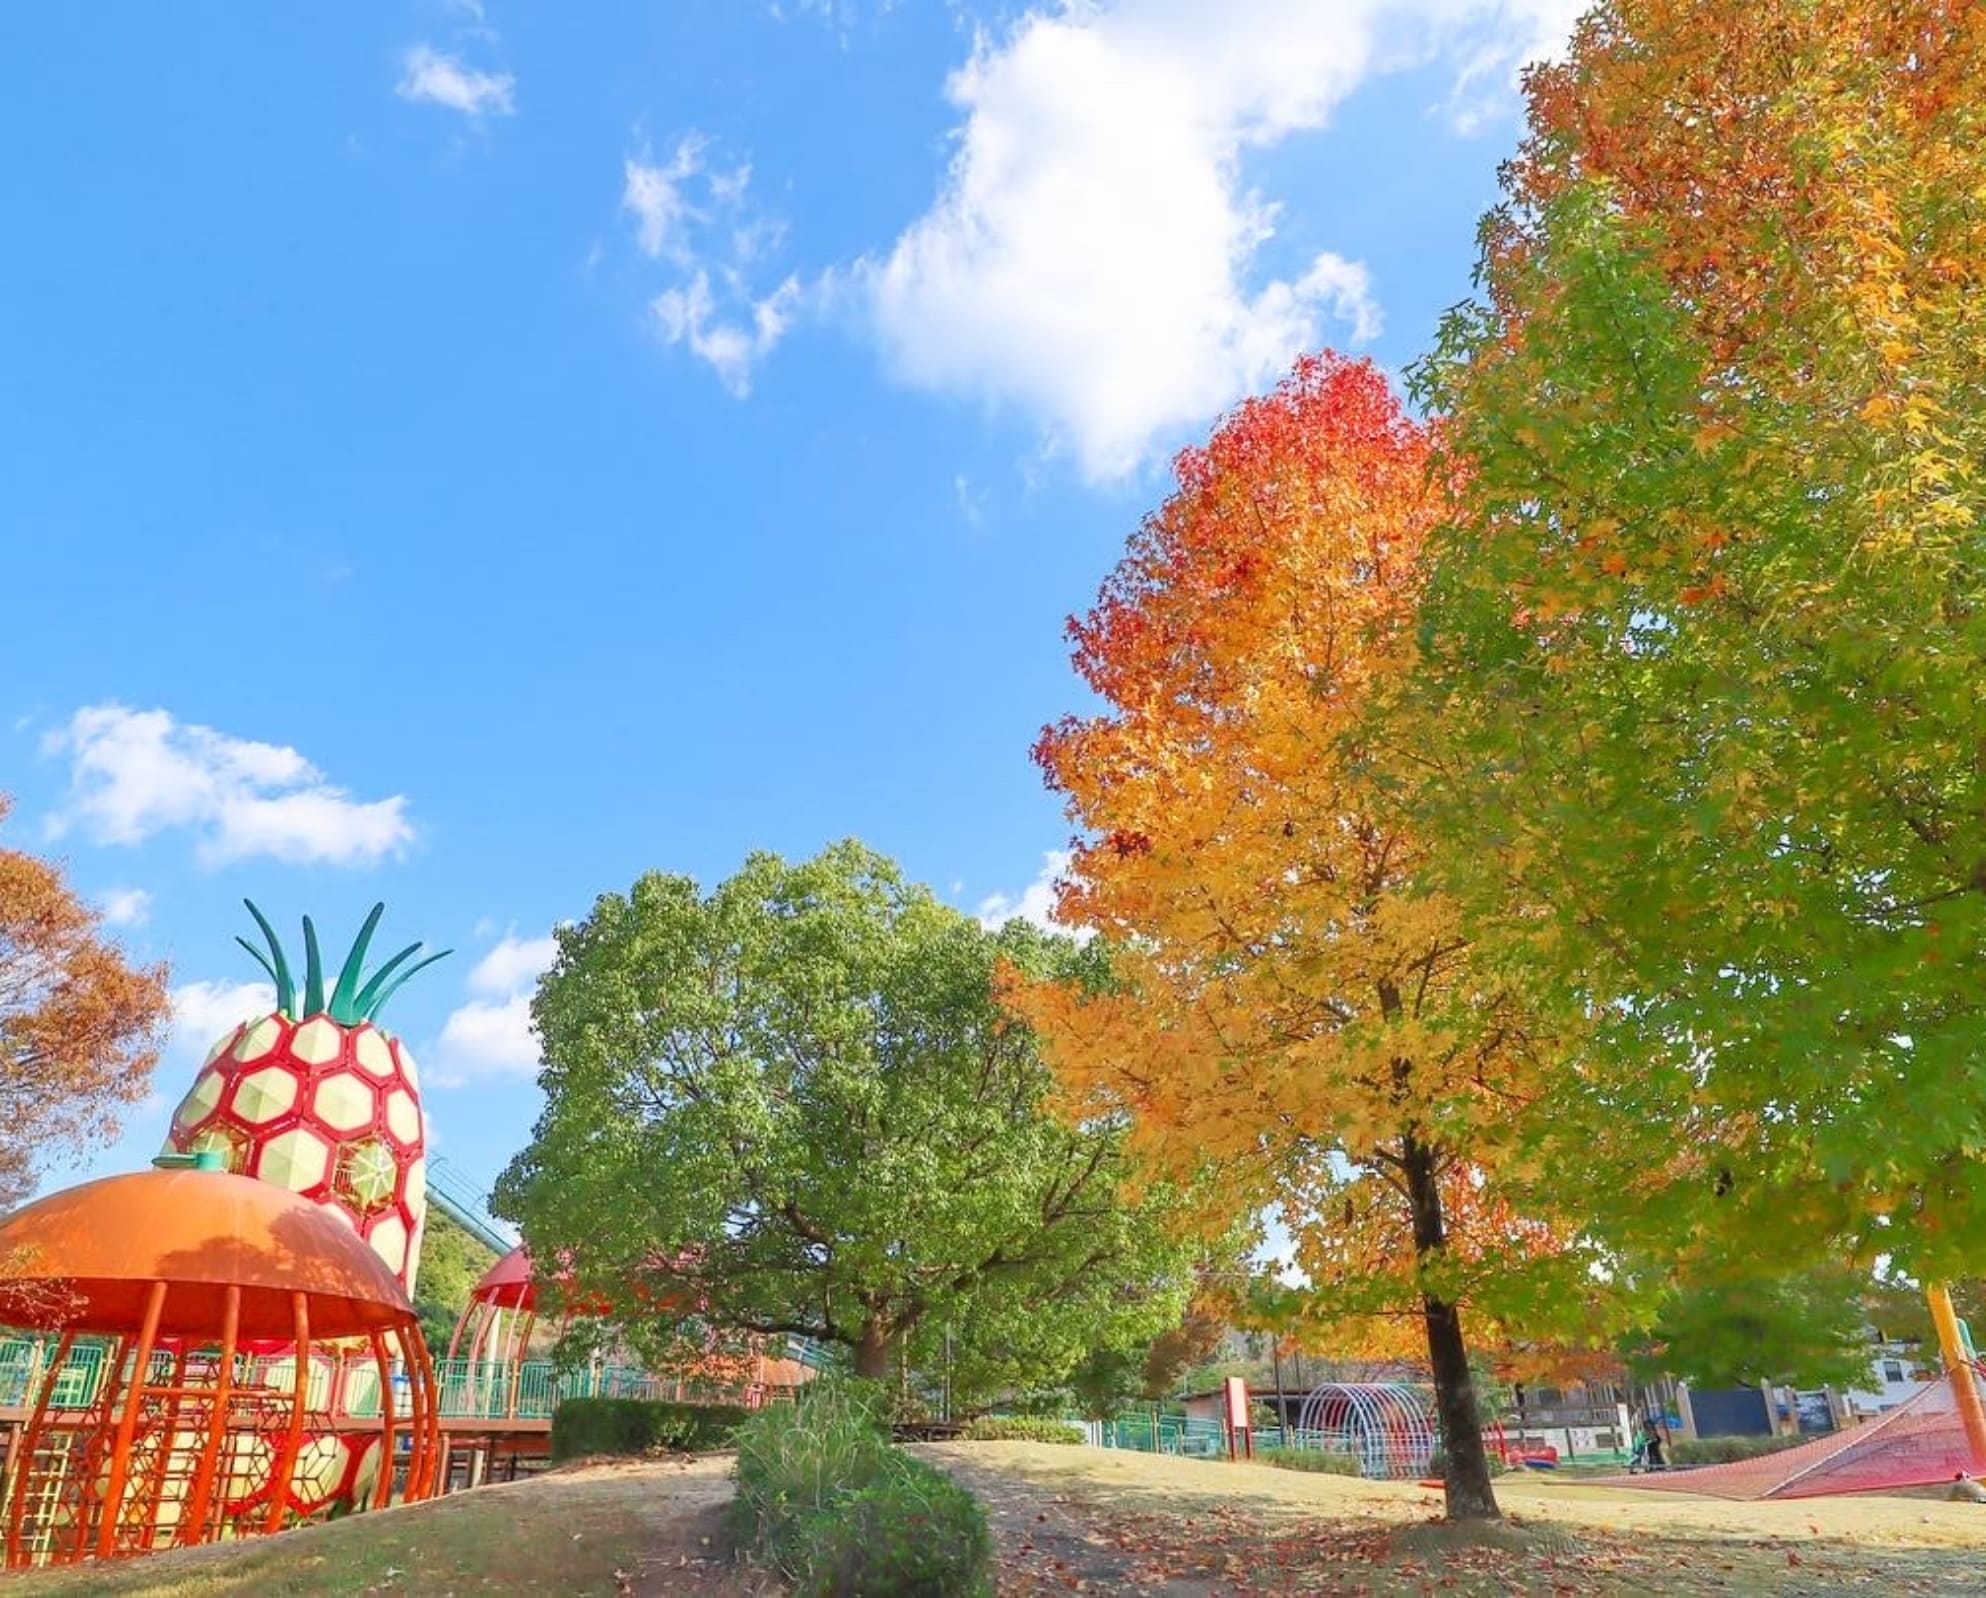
xmin=1409 ymin=0 xmax=1986 ymax=1284
xmin=1623 ymin=1261 xmax=1877 ymax=1391
xmin=495 ymin=842 xmax=1194 ymax=1386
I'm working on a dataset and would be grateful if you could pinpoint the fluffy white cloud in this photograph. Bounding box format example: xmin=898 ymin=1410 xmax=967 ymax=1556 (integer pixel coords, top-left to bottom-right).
xmin=976 ymin=849 xmax=1089 ymax=938
xmin=467 ymin=933 xmax=558 ymax=996
xmin=396 ymin=43 xmax=515 ymax=118
xmin=170 ymin=979 xmax=275 ymax=1062
xmin=44 ymin=705 xmax=415 ymax=867
xmin=98 ymin=887 xmax=153 ymax=927
xmin=864 ymin=0 xmax=1576 ymax=478
xmin=437 ymin=994 xmax=539 ymax=1077
xmin=623 ymin=138 xmax=802 ymax=397
xmin=435 ymin=931 xmax=557 ymax=1082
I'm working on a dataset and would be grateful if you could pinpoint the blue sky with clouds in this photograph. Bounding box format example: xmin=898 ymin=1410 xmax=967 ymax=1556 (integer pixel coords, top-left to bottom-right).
xmin=2 ymin=0 xmax=1580 ymax=1204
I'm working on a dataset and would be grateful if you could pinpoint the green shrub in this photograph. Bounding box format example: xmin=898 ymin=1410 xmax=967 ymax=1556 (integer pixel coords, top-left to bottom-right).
xmin=1257 ymin=1446 xmax=1360 ymax=1476
xmin=960 ymin=1416 xmax=1085 ymax=1445
xmin=797 ymin=1459 xmax=994 ymax=1597
xmin=1670 ymin=1433 xmax=1808 ymax=1466
xmin=730 ymin=1381 xmax=994 ymax=1596
xmin=550 ymin=1397 xmax=751 ymax=1461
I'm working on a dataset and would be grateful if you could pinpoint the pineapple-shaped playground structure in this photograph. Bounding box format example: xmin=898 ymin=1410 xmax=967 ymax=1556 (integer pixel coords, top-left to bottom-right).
xmin=161 ymin=902 xmax=447 ymax=1295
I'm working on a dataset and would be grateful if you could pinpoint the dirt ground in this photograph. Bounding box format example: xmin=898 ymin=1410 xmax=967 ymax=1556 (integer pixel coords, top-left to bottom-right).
xmin=3 ymin=1456 xmax=778 ymax=1597
xmin=9 ymin=1446 xmax=1986 ymax=1595
xmin=924 ymin=1442 xmax=1986 ymax=1596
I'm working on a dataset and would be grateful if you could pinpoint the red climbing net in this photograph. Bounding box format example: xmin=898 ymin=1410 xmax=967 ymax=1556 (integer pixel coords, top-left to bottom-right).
xmin=1605 ymin=1363 xmax=1986 ymax=1500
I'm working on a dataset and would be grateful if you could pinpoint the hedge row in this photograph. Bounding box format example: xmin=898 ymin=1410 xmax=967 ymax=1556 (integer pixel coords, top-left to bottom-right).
xmin=960 ymin=1416 xmax=1086 ymax=1445
xmin=1256 ymin=1446 xmax=1360 ymax=1476
xmin=1670 ymin=1433 xmax=1810 ymax=1466
xmin=731 ymin=1382 xmax=994 ymax=1597
xmin=550 ymin=1397 xmax=752 ymax=1461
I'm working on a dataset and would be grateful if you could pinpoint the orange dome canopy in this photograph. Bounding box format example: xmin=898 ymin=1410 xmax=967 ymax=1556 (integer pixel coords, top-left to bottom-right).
xmin=0 ymin=1169 xmax=415 ymax=1341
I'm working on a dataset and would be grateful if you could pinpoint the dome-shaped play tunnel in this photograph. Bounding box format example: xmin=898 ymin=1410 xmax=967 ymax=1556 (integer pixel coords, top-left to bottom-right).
xmin=0 ymin=1166 xmax=441 ymax=1570
xmin=1294 ymin=1381 xmax=1438 ymax=1480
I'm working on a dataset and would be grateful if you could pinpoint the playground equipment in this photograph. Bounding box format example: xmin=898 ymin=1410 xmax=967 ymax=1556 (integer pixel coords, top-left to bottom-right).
xmin=1606 ymin=1360 xmax=1986 ymax=1499
xmin=159 ymin=902 xmax=443 ymax=1296
xmin=1608 ymin=1287 xmax=1984 ymax=1500
xmin=445 ymin=1245 xmax=819 ymax=1416
xmin=1292 ymin=1382 xmax=1438 ymax=1480
xmin=0 ymin=1167 xmax=439 ymax=1569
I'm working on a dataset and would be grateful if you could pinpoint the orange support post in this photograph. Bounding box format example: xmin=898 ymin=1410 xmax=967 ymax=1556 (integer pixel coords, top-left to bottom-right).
xmin=263 ymin=1293 xmax=311 ymax=1535
xmin=370 ymin=1332 xmax=398 ymax=1511
xmin=96 ymin=1279 xmax=168 ymax=1559
xmin=181 ymin=1284 xmax=241 ymax=1545
xmin=1928 ymin=1284 xmax=1986 ymax=1468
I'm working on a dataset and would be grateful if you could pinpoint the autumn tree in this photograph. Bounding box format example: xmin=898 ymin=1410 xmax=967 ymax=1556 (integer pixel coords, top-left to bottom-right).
xmin=0 ymin=796 xmax=168 ymax=1211
xmin=1011 ymin=356 xmax=1612 ymax=1521
xmin=1412 ymin=0 xmax=1986 ymax=1284
xmin=494 ymin=841 xmax=1194 ymax=1393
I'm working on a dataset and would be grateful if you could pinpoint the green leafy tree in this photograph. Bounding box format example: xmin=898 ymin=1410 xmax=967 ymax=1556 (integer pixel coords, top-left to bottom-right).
xmin=1408 ymin=0 xmax=1986 ymax=1285
xmin=1622 ymin=1262 xmax=1876 ymax=1390
xmin=495 ymin=842 xmax=1194 ymax=1388
xmin=412 ymin=1210 xmax=498 ymax=1356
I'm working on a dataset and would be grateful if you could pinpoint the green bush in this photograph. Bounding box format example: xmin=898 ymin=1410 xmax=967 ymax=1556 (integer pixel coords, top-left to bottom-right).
xmin=1670 ymin=1433 xmax=1808 ymax=1466
xmin=1257 ymin=1446 xmax=1360 ymax=1476
xmin=797 ymin=1462 xmax=993 ymax=1597
xmin=550 ymin=1397 xmax=751 ymax=1461
xmin=960 ymin=1416 xmax=1085 ymax=1445
xmin=731 ymin=1381 xmax=994 ymax=1596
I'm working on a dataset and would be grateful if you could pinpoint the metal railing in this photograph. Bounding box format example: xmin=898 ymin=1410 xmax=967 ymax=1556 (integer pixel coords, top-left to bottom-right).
xmin=1 ymin=1338 xmax=774 ymax=1424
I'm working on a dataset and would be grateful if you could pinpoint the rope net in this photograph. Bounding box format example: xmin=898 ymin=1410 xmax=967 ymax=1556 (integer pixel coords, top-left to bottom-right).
xmin=1604 ymin=1364 xmax=1986 ymax=1500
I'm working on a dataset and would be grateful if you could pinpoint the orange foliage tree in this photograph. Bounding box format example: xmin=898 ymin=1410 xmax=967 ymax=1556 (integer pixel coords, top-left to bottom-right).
xmin=1008 ymin=355 xmax=1613 ymax=1521
xmin=0 ymin=796 xmax=169 ymax=1212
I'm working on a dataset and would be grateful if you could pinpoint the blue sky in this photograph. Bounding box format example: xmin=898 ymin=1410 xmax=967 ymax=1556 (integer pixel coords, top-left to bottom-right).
xmin=2 ymin=0 xmax=1578 ymax=1204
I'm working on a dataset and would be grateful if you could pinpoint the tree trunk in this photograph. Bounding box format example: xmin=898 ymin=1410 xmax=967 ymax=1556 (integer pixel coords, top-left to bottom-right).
xmin=1402 ymin=1135 xmax=1501 ymax=1522
xmin=852 ymin=1319 xmax=894 ymax=1381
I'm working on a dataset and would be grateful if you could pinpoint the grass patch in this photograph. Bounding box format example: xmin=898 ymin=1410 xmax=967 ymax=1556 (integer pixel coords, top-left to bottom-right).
xmin=731 ymin=1381 xmax=993 ymax=1596
xmin=5 ymin=1458 xmax=767 ymax=1596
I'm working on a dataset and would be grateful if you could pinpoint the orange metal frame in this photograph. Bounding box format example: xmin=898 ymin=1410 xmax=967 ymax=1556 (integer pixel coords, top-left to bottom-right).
xmin=1 ymin=1286 xmax=443 ymax=1570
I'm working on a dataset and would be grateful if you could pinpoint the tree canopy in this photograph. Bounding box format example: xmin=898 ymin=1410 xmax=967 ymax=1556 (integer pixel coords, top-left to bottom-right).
xmin=494 ymin=841 xmax=1195 ymax=1391
xmin=0 ymin=796 xmax=168 ymax=1212
xmin=1623 ymin=1261 xmax=1879 ymax=1391
xmin=1411 ymin=0 xmax=1986 ymax=1282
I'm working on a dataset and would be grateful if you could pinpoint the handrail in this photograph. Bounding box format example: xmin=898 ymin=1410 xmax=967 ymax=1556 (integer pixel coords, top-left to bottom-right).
xmin=1 ymin=1338 xmax=771 ymax=1423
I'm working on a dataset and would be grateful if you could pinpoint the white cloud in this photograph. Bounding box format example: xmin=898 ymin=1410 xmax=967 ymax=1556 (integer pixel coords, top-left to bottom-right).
xmin=623 ymin=143 xmax=705 ymax=264
xmin=437 ymin=995 xmax=539 ymax=1077
xmin=468 ymin=933 xmax=558 ymax=996
xmin=45 ymin=705 xmax=415 ymax=867
xmin=98 ymin=887 xmax=153 ymax=927
xmin=396 ymin=43 xmax=515 ymax=118
xmin=170 ymin=979 xmax=275 ymax=1062
xmin=862 ymin=0 xmax=1575 ymax=479
xmin=953 ymin=473 xmax=986 ymax=529
xmin=436 ymin=930 xmax=556 ymax=1082
xmin=976 ymin=849 xmax=1089 ymax=939
xmin=623 ymin=137 xmax=804 ymax=396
